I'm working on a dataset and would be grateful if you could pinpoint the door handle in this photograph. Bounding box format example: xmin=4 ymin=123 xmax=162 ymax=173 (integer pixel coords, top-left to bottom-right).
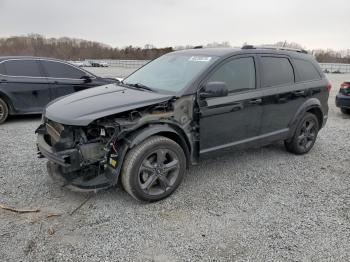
xmin=293 ymin=90 xmax=305 ymax=96
xmin=248 ymin=98 xmax=262 ymax=104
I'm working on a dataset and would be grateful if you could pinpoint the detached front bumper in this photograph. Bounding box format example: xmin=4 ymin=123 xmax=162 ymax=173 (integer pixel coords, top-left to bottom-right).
xmin=36 ymin=125 xmax=121 ymax=192
xmin=37 ymin=133 xmax=81 ymax=171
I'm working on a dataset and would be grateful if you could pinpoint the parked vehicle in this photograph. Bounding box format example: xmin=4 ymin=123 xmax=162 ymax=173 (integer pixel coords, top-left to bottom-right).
xmin=68 ymin=61 xmax=85 ymax=67
xmin=36 ymin=46 xmax=330 ymax=201
xmin=0 ymin=57 xmax=118 ymax=123
xmin=335 ymin=81 xmax=350 ymax=114
xmin=90 ymin=61 xmax=109 ymax=67
xmin=81 ymin=60 xmax=92 ymax=67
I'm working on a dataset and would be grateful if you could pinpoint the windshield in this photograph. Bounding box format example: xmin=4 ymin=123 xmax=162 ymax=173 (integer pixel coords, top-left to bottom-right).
xmin=123 ymin=54 xmax=218 ymax=93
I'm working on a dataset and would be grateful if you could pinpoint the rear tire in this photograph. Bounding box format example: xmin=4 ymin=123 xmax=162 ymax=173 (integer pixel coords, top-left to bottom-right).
xmin=0 ymin=98 xmax=9 ymax=124
xmin=341 ymin=108 xmax=350 ymax=115
xmin=121 ymin=136 xmax=186 ymax=202
xmin=285 ymin=113 xmax=319 ymax=155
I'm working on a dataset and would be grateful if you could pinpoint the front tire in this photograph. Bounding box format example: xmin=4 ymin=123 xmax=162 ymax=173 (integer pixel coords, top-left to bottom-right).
xmin=0 ymin=98 xmax=9 ymax=124
xmin=285 ymin=113 xmax=319 ymax=154
xmin=341 ymin=108 xmax=350 ymax=115
xmin=121 ymin=136 xmax=186 ymax=202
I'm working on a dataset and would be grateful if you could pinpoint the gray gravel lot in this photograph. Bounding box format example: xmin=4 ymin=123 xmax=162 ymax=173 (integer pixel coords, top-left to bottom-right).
xmin=0 ymin=71 xmax=349 ymax=262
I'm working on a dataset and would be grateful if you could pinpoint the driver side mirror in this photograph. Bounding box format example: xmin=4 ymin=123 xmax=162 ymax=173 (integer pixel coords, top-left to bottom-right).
xmin=200 ymin=82 xmax=228 ymax=99
xmin=81 ymin=75 xmax=92 ymax=83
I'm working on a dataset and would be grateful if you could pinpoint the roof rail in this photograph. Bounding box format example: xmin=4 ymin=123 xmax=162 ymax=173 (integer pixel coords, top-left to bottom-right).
xmin=241 ymin=44 xmax=308 ymax=54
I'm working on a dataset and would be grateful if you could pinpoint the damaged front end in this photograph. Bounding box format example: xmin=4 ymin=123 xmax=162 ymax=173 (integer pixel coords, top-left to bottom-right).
xmin=36 ymin=117 xmax=122 ymax=191
xmin=36 ymin=97 xmax=196 ymax=191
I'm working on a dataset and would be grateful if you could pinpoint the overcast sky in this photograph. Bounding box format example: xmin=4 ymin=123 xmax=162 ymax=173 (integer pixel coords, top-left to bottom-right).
xmin=0 ymin=0 xmax=349 ymax=50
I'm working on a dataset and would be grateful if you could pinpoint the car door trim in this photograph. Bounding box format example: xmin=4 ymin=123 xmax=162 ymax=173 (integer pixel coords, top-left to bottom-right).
xmin=200 ymin=128 xmax=289 ymax=154
xmin=203 ymin=88 xmax=265 ymax=108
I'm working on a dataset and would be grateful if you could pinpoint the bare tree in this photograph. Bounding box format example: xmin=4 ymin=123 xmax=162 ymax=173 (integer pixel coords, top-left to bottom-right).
xmin=0 ymin=35 xmax=173 ymax=60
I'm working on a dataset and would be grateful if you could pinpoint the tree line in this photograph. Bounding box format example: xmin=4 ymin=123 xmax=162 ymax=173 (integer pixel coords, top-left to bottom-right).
xmin=0 ymin=35 xmax=349 ymax=63
xmin=0 ymin=34 xmax=173 ymax=60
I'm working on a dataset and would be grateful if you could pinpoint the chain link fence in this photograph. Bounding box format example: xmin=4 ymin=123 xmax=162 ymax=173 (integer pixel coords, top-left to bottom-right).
xmin=85 ymin=60 xmax=350 ymax=74
xmin=87 ymin=59 xmax=149 ymax=68
xmin=319 ymin=63 xmax=350 ymax=73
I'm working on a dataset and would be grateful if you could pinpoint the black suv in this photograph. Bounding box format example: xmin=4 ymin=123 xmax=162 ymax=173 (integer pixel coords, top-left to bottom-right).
xmin=36 ymin=46 xmax=330 ymax=201
xmin=0 ymin=57 xmax=117 ymax=123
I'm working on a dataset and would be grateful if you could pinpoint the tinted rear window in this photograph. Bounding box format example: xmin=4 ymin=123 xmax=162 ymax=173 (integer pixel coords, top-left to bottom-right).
xmin=42 ymin=60 xmax=86 ymax=79
xmin=261 ymin=57 xmax=294 ymax=87
xmin=294 ymin=59 xmax=321 ymax=81
xmin=3 ymin=59 xmax=42 ymax=77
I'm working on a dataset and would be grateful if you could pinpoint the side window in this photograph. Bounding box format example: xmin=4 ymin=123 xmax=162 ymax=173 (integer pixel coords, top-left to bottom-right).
xmin=261 ymin=57 xmax=294 ymax=87
xmin=42 ymin=60 xmax=86 ymax=79
xmin=3 ymin=59 xmax=42 ymax=77
xmin=294 ymin=59 xmax=321 ymax=81
xmin=208 ymin=57 xmax=256 ymax=92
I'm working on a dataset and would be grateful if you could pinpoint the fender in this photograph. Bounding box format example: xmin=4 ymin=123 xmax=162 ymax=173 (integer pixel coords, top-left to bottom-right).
xmin=288 ymin=98 xmax=323 ymax=136
xmin=124 ymin=123 xmax=192 ymax=164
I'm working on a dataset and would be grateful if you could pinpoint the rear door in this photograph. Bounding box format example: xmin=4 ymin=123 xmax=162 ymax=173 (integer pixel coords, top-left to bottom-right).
xmin=0 ymin=59 xmax=51 ymax=113
xmin=199 ymin=55 xmax=264 ymax=153
xmin=258 ymin=55 xmax=307 ymax=137
xmin=40 ymin=60 xmax=97 ymax=99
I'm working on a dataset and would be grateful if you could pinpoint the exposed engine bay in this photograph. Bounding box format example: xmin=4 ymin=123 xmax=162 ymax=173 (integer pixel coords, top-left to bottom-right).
xmin=36 ymin=96 xmax=197 ymax=191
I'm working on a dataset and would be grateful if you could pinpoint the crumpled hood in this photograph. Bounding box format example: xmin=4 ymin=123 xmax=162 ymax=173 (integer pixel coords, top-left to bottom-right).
xmin=45 ymin=84 xmax=173 ymax=126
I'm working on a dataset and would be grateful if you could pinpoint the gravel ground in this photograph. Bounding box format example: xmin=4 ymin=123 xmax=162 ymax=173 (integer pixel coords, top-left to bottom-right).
xmin=0 ymin=72 xmax=349 ymax=262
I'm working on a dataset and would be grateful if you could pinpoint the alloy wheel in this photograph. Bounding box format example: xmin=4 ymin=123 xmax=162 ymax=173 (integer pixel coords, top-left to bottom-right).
xmin=297 ymin=118 xmax=317 ymax=150
xmin=0 ymin=103 xmax=4 ymax=119
xmin=138 ymin=148 xmax=180 ymax=196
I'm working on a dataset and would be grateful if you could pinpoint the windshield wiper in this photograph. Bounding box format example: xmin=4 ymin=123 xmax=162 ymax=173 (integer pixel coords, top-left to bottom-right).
xmin=122 ymin=82 xmax=155 ymax=92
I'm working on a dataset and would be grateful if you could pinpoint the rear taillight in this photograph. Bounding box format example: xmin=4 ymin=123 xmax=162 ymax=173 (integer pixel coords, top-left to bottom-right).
xmin=340 ymin=82 xmax=350 ymax=89
xmin=326 ymin=81 xmax=332 ymax=91
xmin=340 ymin=82 xmax=350 ymax=95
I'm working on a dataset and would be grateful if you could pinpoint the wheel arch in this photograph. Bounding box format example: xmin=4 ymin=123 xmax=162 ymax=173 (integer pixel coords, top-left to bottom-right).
xmin=288 ymin=98 xmax=324 ymax=135
xmin=125 ymin=123 xmax=192 ymax=168
xmin=0 ymin=91 xmax=14 ymax=114
xmin=306 ymin=107 xmax=323 ymax=128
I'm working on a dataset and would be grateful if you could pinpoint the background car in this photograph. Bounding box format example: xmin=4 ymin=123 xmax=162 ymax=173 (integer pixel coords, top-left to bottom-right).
xmin=90 ymin=61 xmax=109 ymax=67
xmin=336 ymin=81 xmax=350 ymax=114
xmin=68 ymin=61 xmax=85 ymax=67
xmin=0 ymin=56 xmax=118 ymax=123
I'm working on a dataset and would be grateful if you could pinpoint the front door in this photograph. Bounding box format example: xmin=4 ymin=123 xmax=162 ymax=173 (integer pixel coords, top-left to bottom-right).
xmin=199 ymin=56 xmax=263 ymax=154
xmin=1 ymin=59 xmax=51 ymax=113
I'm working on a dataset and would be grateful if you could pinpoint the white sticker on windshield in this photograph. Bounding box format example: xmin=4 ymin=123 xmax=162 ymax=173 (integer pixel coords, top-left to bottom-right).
xmin=189 ymin=56 xmax=212 ymax=62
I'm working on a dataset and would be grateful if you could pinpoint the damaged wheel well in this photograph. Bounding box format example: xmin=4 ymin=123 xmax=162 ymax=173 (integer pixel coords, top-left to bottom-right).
xmin=126 ymin=124 xmax=192 ymax=167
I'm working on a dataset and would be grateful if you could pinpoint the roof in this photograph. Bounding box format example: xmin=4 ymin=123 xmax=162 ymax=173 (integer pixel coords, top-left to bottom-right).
xmin=171 ymin=47 xmax=313 ymax=59
xmin=0 ymin=56 xmax=64 ymax=62
xmin=172 ymin=48 xmax=241 ymax=57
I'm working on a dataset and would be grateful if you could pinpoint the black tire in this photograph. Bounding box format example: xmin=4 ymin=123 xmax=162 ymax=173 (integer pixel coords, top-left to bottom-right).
xmin=285 ymin=113 xmax=319 ymax=155
xmin=0 ymin=98 xmax=9 ymax=124
xmin=121 ymin=136 xmax=186 ymax=202
xmin=341 ymin=108 xmax=350 ymax=115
